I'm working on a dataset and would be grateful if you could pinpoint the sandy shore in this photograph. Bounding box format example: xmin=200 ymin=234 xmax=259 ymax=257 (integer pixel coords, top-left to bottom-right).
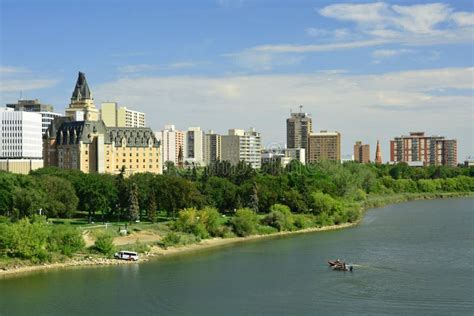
xmin=0 ymin=222 xmax=356 ymax=277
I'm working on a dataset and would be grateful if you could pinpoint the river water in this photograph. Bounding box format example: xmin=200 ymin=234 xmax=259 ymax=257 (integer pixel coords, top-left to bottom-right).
xmin=1 ymin=198 xmax=473 ymax=315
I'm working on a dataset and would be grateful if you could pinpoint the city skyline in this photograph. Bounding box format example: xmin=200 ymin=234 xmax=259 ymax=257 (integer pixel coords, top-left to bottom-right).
xmin=1 ymin=0 xmax=473 ymax=160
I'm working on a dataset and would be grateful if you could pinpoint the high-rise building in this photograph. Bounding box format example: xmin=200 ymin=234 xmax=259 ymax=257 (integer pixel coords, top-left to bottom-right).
xmin=307 ymin=131 xmax=341 ymax=163
xmin=354 ymin=141 xmax=370 ymax=163
xmin=156 ymin=124 xmax=185 ymax=168
xmin=100 ymin=102 xmax=145 ymax=127
xmin=286 ymin=107 xmax=312 ymax=161
xmin=184 ymin=127 xmax=205 ymax=166
xmin=204 ymin=130 xmax=221 ymax=165
xmin=375 ymin=140 xmax=382 ymax=164
xmin=221 ymin=128 xmax=262 ymax=168
xmin=0 ymin=108 xmax=43 ymax=173
xmin=390 ymin=132 xmax=457 ymax=167
xmin=44 ymin=72 xmax=161 ymax=175
xmin=6 ymin=99 xmax=62 ymax=134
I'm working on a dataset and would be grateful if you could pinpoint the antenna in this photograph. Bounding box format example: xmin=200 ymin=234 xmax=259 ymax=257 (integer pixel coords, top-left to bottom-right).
xmin=299 ymin=105 xmax=303 ymax=113
xmin=20 ymin=91 xmax=23 ymax=100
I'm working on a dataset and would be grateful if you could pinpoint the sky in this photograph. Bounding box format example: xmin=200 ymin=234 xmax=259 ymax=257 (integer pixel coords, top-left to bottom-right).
xmin=1 ymin=0 xmax=473 ymax=161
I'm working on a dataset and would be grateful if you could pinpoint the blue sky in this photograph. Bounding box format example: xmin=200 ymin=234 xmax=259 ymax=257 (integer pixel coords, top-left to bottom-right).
xmin=1 ymin=0 xmax=473 ymax=161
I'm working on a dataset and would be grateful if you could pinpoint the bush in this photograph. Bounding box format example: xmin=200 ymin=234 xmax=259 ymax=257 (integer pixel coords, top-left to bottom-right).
xmin=94 ymin=234 xmax=115 ymax=255
xmin=230 ymin=208 xmax=258 ymax=237
xmin=48 ymin=225 xmax=85 ymax=257
xmin=256 ymin=225 xmax=278 ymax=235
xmin=161 ymin=232 xmax=181 ymax=248
xmin=293 ymin=215 xmax=312 ymax=229
xmin=1 ymin=218 xmax=51 ymax=262
xmin=199 ymin=207 xmax=221 ymax=237
xmin=174 ymin=208 xmax=209 ymax=239
xmin=262 ymin=204 xmax=294 ymax=231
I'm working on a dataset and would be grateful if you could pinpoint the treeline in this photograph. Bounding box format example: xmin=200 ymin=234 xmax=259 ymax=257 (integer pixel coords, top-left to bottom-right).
xmin=0 ymin=161 xmax=472 ymax=221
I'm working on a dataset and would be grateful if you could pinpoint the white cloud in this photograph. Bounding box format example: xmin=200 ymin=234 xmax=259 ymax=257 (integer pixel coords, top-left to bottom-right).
xmin=0 ymin=66 xmax=29 ymax=74
xmin=95 ymin=67 xmax=473 ymax=160
xmin=117 ymin=64 xmax=162 ymax=74
xmin=372 ymin=48 xmax=413 ymax=58
xmin=248 ymin=39 xmax=387 ymax=54
xmin=226 ymin=51 xmax=304 ymax=71
xmin=318 ymin=2 xmax=473 ymax=43
xmin=0 ymin=65 xmax=58 ymax=93
xmin=451 ymin=12 xmax=474 ymax=27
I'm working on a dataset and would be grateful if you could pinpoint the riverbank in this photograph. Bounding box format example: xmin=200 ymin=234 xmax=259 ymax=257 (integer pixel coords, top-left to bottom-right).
xmin=1 ymin=192 xmax=472 ymax=278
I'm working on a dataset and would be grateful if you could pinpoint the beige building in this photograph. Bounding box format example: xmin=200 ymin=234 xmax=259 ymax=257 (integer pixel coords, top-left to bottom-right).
xmin=100 ymin=102 xmax=145 ymax=127
xmin=354 ymin=141 xmax=370 ymax=163
xmin=307 ymin=131 xmax=341 ymax=163
xmin=44 ymin=72 xmax=161 ymax=175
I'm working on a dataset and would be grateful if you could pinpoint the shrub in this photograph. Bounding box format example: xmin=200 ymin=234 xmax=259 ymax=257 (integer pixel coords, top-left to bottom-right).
xmin=161 ymin=232 xmax=181 ymax=248
xmin=1 ymin=218 xmax=51 ymax=262
xmin=174 ymin=208 xmax=209 ymax=239
xmin=199 ymin=207 xmax=221 ymax=237
xmin=256 ymin=225 xmax=278 ymax=235
xmin=94 ymin=234 xmax=115 ymax=255
xmin=230 ymin=208 xmax=258 ymax=237
xmin=293 ymin=215 xmax=312 ymax=229
xmin=48 ymin=225 xmax=85 ymax=257
xmin=262 ymin=204 xmax=294 ymax=231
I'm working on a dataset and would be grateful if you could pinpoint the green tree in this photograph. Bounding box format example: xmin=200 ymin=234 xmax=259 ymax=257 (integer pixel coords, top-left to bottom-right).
xmin=128 ymin=183 xmax=140 ymax=221
xmin=148 ymin=192 xmax=158 ymax=223
xmin=39 ymin=175 xmax=79 ymax=218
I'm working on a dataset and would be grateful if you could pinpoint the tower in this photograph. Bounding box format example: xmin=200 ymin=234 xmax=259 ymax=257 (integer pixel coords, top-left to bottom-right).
xmin=375 ymin=140 xmax=382 ymax=164
xmin=286 ymin=106 xmax=312 ymax=162
xmin=65 ymin=72 xmax=99 ymax=121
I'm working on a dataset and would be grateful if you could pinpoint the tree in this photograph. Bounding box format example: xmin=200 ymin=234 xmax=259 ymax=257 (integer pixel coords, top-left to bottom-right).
xmin=128 ymin=183 xmax=140 ymax=221
xmin=250 ymin=182 xmax=259 ymax=213
xmin=39 ymin=175 xmax=79 ymax=218
xmin=148 ymin=192 xmax=158 ymax=223
xmin=94 ymin=234 xmax=115 ymax=255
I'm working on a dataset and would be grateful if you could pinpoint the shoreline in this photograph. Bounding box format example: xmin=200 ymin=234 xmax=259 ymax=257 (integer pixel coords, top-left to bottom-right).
xmin=1 ymin=193 xmax=471 ymax=278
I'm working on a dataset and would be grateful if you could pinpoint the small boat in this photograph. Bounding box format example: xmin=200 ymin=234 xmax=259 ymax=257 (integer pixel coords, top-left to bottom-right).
xmin=328 ymin=259 xmax=353 ymax=272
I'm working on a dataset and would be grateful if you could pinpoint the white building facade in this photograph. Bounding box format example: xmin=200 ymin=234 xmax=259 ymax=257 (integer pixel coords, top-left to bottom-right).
xmin=0 ymin=109 xmax=43 ymax=173
xmin=221 ymin=128 xmax=262 ymax=168
xmin=156 ymin=124 xmax=184 ymax=168
xmin=184 ymin=126 xmax=205 ymax=167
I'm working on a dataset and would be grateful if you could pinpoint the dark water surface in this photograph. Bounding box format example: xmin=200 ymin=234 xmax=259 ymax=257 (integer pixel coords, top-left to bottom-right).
xmin=1 ymin=198 xmax=473 ymax=315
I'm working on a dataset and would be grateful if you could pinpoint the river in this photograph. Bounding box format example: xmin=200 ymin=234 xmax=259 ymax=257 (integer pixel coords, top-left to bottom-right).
xmin=1 ymin=198 xmax=473 ymax=315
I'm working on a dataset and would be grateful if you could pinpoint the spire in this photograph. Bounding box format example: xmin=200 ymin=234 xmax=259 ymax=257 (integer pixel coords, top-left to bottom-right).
xmin=71 ymin=72 xmax=92 ymax=101
xmin=375 ymin=140 xmax=382 ymax=164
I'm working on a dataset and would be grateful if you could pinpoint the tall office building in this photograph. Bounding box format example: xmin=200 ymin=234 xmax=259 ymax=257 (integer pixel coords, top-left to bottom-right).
xmin=390 ymin=132 xmax=457 ymax=167
xmin=44 ymin=72 xmax=161 ymax=175
xmin=204 ymin=130 xmax=221 ymax=165
xmin=221 ymin=128 xmax=262 ymax=168
xmin=0 ymin=108 xmax=43 ymax=173
xmin=286 ymin=107 xmax=312 ymax=161
xmin=354 ymin=141 xmax=370 ymax=163
xmin=307 ymin=131 xmax=341 ymax=163
xmin=6 ymin=99 xmax=62 ymax=134
xmin=156 ymin=124 xmax=185 ymax=168
xmin=100 ymin=102 xmax=145 ymax=127
xmin=184 ymin=127 xmax=205 ymax=166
